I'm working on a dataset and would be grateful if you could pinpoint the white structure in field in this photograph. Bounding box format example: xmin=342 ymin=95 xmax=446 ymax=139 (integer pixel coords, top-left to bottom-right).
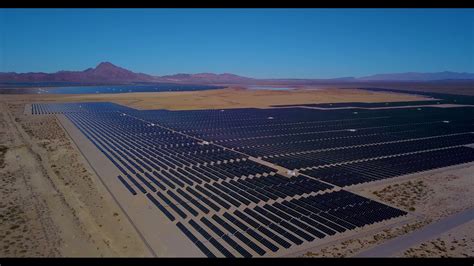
xmin=287 ymin=170 xmax=297 ymax=177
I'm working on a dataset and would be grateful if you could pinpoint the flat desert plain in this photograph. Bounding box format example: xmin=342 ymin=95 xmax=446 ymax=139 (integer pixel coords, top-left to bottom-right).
xmin=0 ymin=87 xmax=472 ymax=257
xmin=1 ymin=87 xmax=428 ymax=110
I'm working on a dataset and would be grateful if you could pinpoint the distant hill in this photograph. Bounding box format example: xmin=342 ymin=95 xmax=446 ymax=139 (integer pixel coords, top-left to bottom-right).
xmin=1 ymin=62 xmax=473 ymax=85
xmin=0 ymin=62 xmax=157 ymax=84
xmin=358 ymin=71 xmax=474 ymax=81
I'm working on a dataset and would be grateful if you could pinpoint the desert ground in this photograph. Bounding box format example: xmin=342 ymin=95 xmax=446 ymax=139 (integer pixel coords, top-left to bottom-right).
xmin=0 ymin=86 xmax=472 ymax=257
xmin=302 ymin=162 xmax=474 ymax=257
xmin=0 ymin=87 xmax=429 ymax=110
xmin=0 ymin=102 xmax=149 ymax=257
xmin=401 ymin=220 xmax=473 ymax=257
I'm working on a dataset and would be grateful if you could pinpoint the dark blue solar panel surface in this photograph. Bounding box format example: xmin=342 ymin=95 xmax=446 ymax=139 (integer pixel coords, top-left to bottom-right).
xmin=30 ymin=93 xmax=474 ymax=257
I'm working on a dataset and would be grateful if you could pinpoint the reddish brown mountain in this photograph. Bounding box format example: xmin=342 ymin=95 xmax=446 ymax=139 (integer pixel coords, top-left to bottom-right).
xmin=1 ymin=62 xmax=473 ymax=86
xmin=0 ymin=62 xmax=157 ymax=84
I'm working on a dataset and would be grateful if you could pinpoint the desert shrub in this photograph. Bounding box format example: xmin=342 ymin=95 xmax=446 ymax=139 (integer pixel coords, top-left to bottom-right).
xmin=0 ymin=145 xmax=8 ymax=168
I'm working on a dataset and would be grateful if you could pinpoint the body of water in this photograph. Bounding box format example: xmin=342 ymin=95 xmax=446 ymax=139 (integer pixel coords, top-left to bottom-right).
xmin=0 ymin=83 xmax=223 ymax=94
xmin=247 ymin=86 xmax=295 ymax=91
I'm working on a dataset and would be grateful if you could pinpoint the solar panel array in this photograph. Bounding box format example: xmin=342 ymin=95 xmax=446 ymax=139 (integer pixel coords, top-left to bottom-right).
xmin=128 ymin=106 xmax=474 ymax=189
xmin=272 ymin=88 xmax=474 ymax=108
xmin=272 ymin=100 xmax=447 ymax=108
xmin=30 ymin=97 xmax=474 ymax=257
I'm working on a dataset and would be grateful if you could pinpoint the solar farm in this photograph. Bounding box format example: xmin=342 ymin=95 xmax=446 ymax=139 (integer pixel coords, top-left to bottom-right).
xmin=28 ymin=90 xmax=474 ymax=257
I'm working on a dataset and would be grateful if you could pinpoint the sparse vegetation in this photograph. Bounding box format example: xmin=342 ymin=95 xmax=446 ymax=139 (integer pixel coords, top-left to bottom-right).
xmin=371 ymin=179 xmax=432 ymax=211
xmin=0 ymin=145 xmax=8 ymax=168
xmin=304 ymin=220 xmax=430 ymax=257
xmin=404 ymin=236 xmax=472 ymax=257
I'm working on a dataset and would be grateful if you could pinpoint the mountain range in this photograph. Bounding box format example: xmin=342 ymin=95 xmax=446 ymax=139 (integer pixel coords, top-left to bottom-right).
xmin=359 ymin=71 xmax=474 ymax=81
xmin=1 ymin=62 xmax=473 ymax=85
xmin=0 ymin=62 xmax=156 ymax=84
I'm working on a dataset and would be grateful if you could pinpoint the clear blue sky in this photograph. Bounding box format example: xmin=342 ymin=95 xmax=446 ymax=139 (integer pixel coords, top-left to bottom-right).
xmin=1 ymin=8 xmax=473 ymax=78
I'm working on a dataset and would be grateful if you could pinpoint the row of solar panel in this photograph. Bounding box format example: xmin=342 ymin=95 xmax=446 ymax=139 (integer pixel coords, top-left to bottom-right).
xmin=266 ymin=133 xmax=474 ymax=170
xmin=31 ymin=102 xmax=133 ymax=114
xmin=356 ymin=88 xmax=474 ymax=106
xmin=271 ymin=100 xmax=448 ymax=108
xmin=176 ymin=190 xmax=407 ymax=257
xmin=136 ymin=106 xmax=474 ymax=136
xmin=302 ymin=146 xmax=474 ymax=187
xmin=119 ymin=169 xmax=335 ymax=219
xmin=67 ymin=112 xmax=248 ymax=172
xmin=218 ymin=116 xmax=470 ymax=145
xmin=187 ymin=114 xmax=460 ymax=141
xmin=235 ymin=125 xmax=474 ymax=158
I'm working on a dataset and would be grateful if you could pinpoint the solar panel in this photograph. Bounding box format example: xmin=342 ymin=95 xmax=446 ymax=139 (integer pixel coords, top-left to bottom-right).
xmin=35 ymin=100 xmax=473 ymax=257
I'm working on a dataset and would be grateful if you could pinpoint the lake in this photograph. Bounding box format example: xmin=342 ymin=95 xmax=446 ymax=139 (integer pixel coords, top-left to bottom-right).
xmin=247 ymin=86 xmax=295 ymax=91
xmin=0 ymin=83 xmax=223 ymax=94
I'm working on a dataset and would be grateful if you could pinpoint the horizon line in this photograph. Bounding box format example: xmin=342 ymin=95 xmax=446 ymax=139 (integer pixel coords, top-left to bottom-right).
xmin=1 ymin=61 xmax=474 ymax=80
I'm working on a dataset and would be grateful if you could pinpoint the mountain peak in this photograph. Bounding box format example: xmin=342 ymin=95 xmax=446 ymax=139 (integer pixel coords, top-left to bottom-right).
xmin=87 ymin=62 xmax=137 ymax=78
xmin=95 ymin=61 xmax=121 ymax=71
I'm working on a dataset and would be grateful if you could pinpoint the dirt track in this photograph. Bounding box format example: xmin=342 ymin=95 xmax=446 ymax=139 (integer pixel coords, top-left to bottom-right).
xmin=0 ymin=102 xmax=149 ymax=257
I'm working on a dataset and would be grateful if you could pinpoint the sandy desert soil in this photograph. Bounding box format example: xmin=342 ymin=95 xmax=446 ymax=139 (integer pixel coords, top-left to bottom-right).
xmin=358 ymin=164 xmax=474 ymax=221
xmin=0 ymin=87 xmax=429 ymax=110
xmin=302 ymin=219 xmax=430 ymax=258
xmin=401 ymin=220 xmax=474 ymax=257
xmin=0 ymin=102 xmax=149 ymax=257
xmin=303 ymin=163 xmax=474 ymax=258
